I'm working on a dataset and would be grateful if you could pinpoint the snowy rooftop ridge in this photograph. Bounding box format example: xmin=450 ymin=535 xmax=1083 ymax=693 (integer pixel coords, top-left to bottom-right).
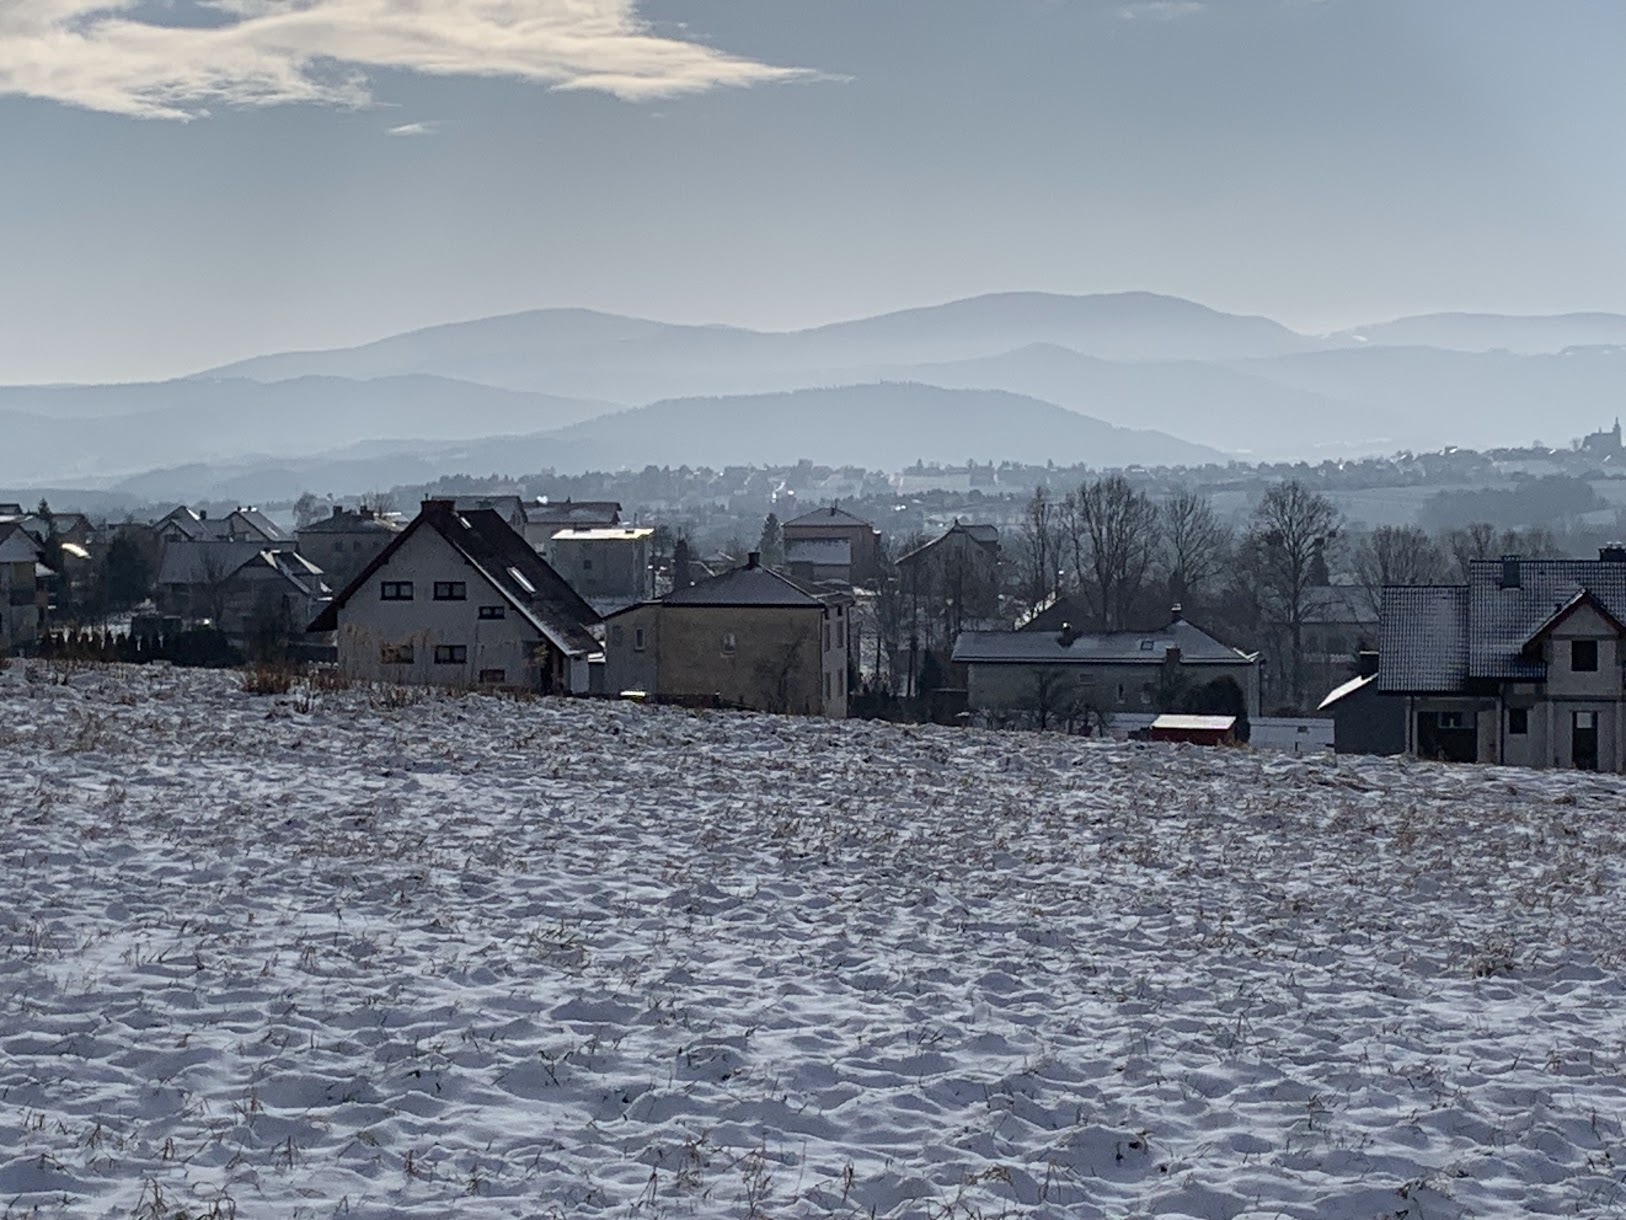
xmin=2 ymin=663 xmax=1624 ymax=1217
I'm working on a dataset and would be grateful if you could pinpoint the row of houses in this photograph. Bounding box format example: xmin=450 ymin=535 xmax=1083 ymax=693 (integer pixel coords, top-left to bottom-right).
xmin=309 ymin=500 xmax=852 ymax=715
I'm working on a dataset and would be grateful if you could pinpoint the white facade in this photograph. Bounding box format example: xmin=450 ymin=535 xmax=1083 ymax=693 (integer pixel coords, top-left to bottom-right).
xmin=330 ymin=528 xmax=575 ymax=691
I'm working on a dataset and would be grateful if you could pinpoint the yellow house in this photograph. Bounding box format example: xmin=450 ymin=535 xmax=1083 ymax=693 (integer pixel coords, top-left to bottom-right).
xmin=604 ymin=553 xmax=851 ymax=717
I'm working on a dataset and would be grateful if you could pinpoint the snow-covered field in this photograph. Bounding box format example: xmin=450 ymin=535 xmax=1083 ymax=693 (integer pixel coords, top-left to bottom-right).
xmin=2 ymin=664 xmax=1625 ymax=1219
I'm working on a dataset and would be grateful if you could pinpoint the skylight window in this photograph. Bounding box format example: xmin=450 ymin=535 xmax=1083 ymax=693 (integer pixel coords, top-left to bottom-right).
xmin=507 ymin=566 xmax=536 ymax=595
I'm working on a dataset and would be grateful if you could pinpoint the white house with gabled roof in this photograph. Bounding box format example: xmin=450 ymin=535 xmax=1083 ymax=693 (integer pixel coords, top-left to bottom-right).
xmin=309 ymin=500 xmax=601 ymax=693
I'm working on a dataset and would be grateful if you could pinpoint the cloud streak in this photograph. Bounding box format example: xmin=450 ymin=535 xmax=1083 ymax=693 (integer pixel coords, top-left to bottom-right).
xmin=0 ymin=0 xmax=811 ymax=120
xmin=1118 ymin=1 xmax=1205 ymax=20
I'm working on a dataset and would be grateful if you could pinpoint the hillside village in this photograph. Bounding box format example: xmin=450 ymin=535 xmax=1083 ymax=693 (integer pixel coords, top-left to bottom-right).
xmin=12 ymin=450 xmax=1626 ymax=774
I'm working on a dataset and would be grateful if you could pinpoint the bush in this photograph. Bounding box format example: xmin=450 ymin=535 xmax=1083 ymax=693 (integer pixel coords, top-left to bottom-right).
xmin=241 ymin=663 xmax=296 ymax=695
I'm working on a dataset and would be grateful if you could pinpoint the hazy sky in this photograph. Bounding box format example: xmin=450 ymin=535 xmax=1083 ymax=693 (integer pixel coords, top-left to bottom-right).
xmin=1 ymin=0 xmax=1622 ymax=384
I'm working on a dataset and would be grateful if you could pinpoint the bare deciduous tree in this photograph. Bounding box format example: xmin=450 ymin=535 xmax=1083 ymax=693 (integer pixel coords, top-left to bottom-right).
xmin=1013 ymin=486 xmax=1062 ymax=613
xmin=1160 ymin=489 xmax=1231 ymax=612
xmin=1445 ymin=521 xmax=1498 ymax=582
xmin=1354 ymin=525 xmax=1446 ymax=615
xmin=1244 ymin=480 xmax=1341 ymax=711
xmin=1068 ymin=475 xmax=1161 ymax=631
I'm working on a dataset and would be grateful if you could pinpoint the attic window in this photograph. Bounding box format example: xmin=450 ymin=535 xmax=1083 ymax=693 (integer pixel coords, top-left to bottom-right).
xmin=507 ymin=567 xmax=536 ymax=596
xmin=1572 ymin=640 xmax=1599 ymax=672
xmin=1139 ymin=640 xmax=1155 ymax=651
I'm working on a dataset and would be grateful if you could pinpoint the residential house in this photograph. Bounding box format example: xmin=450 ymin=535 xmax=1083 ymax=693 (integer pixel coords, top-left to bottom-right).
xmin=156 ymin=506 xmax=288 ymax=546
xmin=522 ymin=499 xmax=623 ymax=550
xmin=156 ymin=540 xmax=271 ymax=621
xmin=308 ymin=499 xmax=601 ymax=693
xmin=898 ymin=521 xmax=1003 ymax=652
xmin=784 ymin=537 xmax=853 ymax=586
xmin=541 ymin=527 xmax=654 ymax=613
xmin=953 ymin=609 xmax=1262 ymax=727
xmin=782 ymin=506 xmax=882 ymax=585
xmin=217 ymin=551 xmax=332 ymax=656
xmin=296 ymin=507 xmax=403 ymax=588
xmin=1376 ymin=549 xmax=1626 ymax=770
xmin=0 ymin=524 xmax=50 ymax=654
xmin=603 ymin=553 xmax=851 ymax=717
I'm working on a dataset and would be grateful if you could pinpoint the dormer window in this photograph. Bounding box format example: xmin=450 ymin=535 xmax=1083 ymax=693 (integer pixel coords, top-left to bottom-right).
xmin=1572 ymin=640 xmax=1599 ymax=672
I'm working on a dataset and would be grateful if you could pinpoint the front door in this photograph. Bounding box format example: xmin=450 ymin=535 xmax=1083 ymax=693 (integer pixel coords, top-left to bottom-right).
xmin=1573 ymin=711 xmax=1599 ymax=771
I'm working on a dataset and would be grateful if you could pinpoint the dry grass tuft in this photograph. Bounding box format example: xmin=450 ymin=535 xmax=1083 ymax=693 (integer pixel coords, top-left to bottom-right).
xmin=240 ymin=663 xmax=296 ymax=696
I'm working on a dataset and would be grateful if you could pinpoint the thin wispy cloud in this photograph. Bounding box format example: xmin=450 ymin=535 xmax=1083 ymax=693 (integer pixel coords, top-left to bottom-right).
xmin=387 ymin=121 xmax=440 ymax=137
xmin=0 ymin=0 xmax=811 ymax=120
xmin=1118 ymin=1 xmax=1205 ymax=20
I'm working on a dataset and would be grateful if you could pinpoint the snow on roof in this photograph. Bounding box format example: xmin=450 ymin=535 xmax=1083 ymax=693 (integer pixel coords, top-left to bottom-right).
xmin=1150 ymin=714 xmax=1237 ymax=732
xmin=1317 ymin=672 xmax=1376 ymax=711
xmin=550 ymin=528 xmax=654 ymax=542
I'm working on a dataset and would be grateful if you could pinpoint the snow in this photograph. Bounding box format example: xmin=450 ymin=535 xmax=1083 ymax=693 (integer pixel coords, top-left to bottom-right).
xmin=2 ymin=662 xmax=1626 ymax=1218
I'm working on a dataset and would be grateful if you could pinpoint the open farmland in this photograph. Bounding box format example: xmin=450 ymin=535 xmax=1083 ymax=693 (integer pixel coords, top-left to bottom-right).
xmin=1 ymin=664 xmax=1625 ymax=1218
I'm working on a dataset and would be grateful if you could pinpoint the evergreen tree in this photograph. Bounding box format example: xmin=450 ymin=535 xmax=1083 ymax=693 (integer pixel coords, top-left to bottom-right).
xmin=103 ymin=535 xmax=154 ymax=611
xmin=757 ymin=513 xmax=786 ymax=569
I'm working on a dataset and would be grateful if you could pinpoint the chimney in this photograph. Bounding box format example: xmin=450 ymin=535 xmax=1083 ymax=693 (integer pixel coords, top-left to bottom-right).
xmin=1164 ymin=646 xmax=1182 ymax=666
xmin=1056 ymin=621 xmax=1079 ymax=647
xmin=1170 ymin=603 xmax=1183 ymax=623
xmin=1601 ymin=542 xmax=1626 ymax=563
xmin=1500 ymin=555 xmax=1522 ymax=589
xmin=746 ymin=551 xmax=761 ymax=569
xmin=331 ymin=505 xmax=343 ymax=519
xmin=1356 ymin=650 xmax=1380 ymax=678
xmin=198 ymin=509 xmax=207 ymax=520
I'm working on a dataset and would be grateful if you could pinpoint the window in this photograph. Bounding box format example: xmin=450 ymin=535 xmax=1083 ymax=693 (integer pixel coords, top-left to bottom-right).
xmin=824 ymin=623 xmax=831 ymax=650
xmin=433 ymin=644 xmax=467 ymax=664
xmin=479 ymin=668 xmax=506 ymax=685
xmin=582 ymin=558 xmax=593 ymax=570
xmin=1508 ymin=707 xmax=1529 ymax=735
xmin=836 ymin=621 xmax=845 ymax=649
xmin=433 ymin=581 xmax=467 ymax=601
xmin=824 ymin=672 xmax=831 ymax=700
xmin=1436 ymin=711 xmax=1464 ymax=729
xmin=634 ymin=627 xmax=647 ymax=651
xmin=478 ymin=605 xmax=506 ymax=620
xmin=721 ymin=632 xmax=737 ymax=654
xmin=1139 ymin=639 xmax=1155 ymax=652
xmin=610 ymin=625 xmax=623 ymax=644
xmin=1140 ymin=686 xmax=1152 ymax=706
xmin=380 ymin=581 xmax=413 ymax=601
xmin=1571 ymin=640 xmax=1599 ymax=672
xmin=380 ymin=644 xmax=414 ymax=664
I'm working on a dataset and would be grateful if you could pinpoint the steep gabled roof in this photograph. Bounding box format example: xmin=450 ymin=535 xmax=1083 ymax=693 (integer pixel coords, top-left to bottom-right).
xmin=1467 ymin=559 xmax=1626 ymax=678
xmin=308 ymin=502 xmax=600 ymax=656
xmin=898 ymin=521 xmax=1000 ymax=566
xmin=659 ymin=561 xmax=825 ymax=609
xmin=1377 ymin=586 xmax=1469 ymax=693
xmin=785 ymin=505 xmax=873 ymax=530
xmin=234 ymin=549 xmax=331 ymax=599
xmin=1519 ymin=588 xmax=1626 ymax=658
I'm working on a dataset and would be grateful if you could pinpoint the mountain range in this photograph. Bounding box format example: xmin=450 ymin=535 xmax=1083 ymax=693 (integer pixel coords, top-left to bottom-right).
xmin=4 ymin=292 xmax=1622 ymax=500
